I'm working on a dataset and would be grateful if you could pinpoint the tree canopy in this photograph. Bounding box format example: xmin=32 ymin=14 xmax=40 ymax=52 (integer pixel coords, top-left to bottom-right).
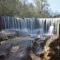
xmin=0 ymin=0 xmax=52 ymax=17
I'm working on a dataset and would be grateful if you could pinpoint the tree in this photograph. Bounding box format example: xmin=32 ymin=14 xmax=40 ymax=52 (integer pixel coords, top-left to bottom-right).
xmin=0 ymin=0 xmax=18 ymax=16
xmin=33 ymin=0 xmax=50 ymax=17
xmin=0 ymin=0 xmax=51 ymax=17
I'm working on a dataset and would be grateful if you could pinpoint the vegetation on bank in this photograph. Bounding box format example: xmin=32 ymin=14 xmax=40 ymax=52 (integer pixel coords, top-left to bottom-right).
xmin=0 ymin=0 xmax=53 ymax=18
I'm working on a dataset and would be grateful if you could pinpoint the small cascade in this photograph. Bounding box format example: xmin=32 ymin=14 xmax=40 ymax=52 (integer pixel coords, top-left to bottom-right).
xmin=48 ymin=25 xmax=54 ymax=35
xmin=0 ymin=16 xmax=53 ymax=34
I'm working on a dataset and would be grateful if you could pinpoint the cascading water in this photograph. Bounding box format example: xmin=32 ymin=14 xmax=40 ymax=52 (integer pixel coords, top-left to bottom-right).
xmin=0 ymin=16 xmax=52 ymax=35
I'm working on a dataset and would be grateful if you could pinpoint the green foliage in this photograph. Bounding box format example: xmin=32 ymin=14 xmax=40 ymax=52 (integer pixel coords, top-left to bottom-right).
xmin=0 ymin=0 xmax=18 ymax=16
xmin=0 ymin=0 xmax=51 ymax=17
xmin=33 ymin=0 xmax=50 ymax=17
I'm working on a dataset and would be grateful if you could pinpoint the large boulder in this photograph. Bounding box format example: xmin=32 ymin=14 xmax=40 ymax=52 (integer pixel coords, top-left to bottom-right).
xmin=42 ymin=35 xmax=60 ymax=60
xmin=32 ymin=37 xmax=49 ymax=56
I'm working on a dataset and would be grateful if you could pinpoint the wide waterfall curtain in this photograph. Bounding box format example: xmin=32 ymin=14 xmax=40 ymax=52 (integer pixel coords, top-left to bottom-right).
xmin=0 ymin=16 xmax=52 ymax=34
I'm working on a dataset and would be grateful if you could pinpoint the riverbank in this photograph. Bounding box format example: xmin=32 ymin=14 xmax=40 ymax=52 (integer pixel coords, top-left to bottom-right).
xmin=0 ymin=35 xmax=59 ymax=60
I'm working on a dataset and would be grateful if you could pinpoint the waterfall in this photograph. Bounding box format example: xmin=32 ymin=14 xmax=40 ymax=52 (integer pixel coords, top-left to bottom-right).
xmin=48 ymin=25 xmax=54 ymax=35
xmin=0 ymin=16 xmax=52 ymax=34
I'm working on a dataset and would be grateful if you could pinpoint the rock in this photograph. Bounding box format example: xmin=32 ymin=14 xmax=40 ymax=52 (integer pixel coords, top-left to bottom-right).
xmin=0 ymin=30 xmax=17 ymax=41
xmin=7 ymin=47 xmax=32 ymax=60
xmin=43 ymin=35 xmax=60 ymax=60
xmin=7 ymin=55 xmax=32 ymax=60
xmin=32 ymin=37 xmax=49 ymax=56
xmin=0 ymin=42 xmax=12 ymax=59
xmin=10 ymin=45 xmax=20 ymax=53
xmin=6 ymin=55 xmax=21 ymax=60
xmin=0 ymin=55 xmax=5 ymax=60
xmin=16 ymin=47 xmax=32 ymax=60
xmin=0 ymin=32 xmax=8 ymax=42
xmin=15 ymin=47 xmax=32 ymax=57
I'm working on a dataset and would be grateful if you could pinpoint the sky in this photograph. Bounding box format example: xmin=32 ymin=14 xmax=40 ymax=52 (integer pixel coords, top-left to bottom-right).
xmin=28 ymin=0 xmax=60 ymax=13
xmin=48 ymin=0 xmax=60 ymax=12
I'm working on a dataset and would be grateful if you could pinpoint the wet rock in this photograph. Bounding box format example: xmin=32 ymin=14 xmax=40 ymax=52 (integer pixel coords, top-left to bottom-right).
xmin=7 ymin=55 xmax=32 ymax=60
xmin=0 ymin=42 xmax=12 ymax=60
xmin=7 ymin=47 xmax=32 ymax=60
xmin=17 ymin=47 xmax=32 ymax=60
xmin=10 ymin=45 xmax=20 ymax=53
xmin=0 ymin=32 xmax=8 ymax=42
xmin=0 ymin=30 xmax=17 ymax=41
xmin=6 ymin=55 xmax=21 ymax=60
xmin=32 ymin=37 xmax=49 ymax=56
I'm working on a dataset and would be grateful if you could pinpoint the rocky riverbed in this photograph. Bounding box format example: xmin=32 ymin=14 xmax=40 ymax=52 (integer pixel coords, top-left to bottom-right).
xmin=0 ymin=34 xmax=59 ymax=60
xmin=0 ymin=36 xmax=40 ymax=60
